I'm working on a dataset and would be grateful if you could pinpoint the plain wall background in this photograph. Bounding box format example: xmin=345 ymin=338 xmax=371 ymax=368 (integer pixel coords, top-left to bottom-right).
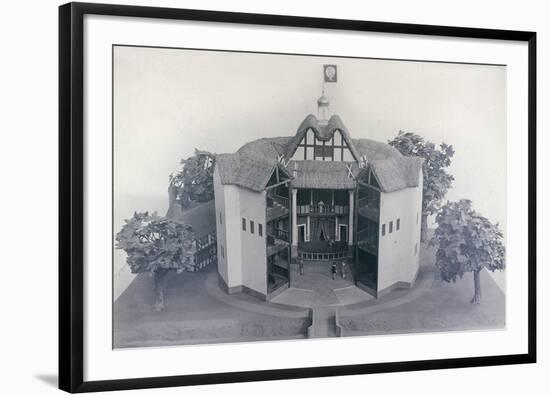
xmin=0 ymin=0 xmax=546 ymax=394
xmin=113 ymin=46 xmax=507 ymax=229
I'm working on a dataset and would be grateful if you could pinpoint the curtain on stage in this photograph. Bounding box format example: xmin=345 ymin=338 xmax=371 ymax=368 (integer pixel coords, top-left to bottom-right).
xmin=311 ymin=218 xmax=336 ymax=241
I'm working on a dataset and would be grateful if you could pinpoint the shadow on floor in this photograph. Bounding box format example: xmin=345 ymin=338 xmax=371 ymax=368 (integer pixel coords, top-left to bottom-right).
xmin=35 ymin=374 xmax=58 ymax=388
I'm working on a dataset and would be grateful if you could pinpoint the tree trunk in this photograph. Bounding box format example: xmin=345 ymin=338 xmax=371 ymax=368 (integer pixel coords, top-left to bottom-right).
xmin=153 ymin=269 xmax=167 ymax=311
xmin=471 ymin=269 xmax=482 ymax=304
xmin=420 ymin=214 xmax=428 ymax=242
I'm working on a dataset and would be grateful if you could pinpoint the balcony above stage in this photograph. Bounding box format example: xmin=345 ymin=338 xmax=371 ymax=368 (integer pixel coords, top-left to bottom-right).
xmin=296 ymin=204 xmax=349 ymax=216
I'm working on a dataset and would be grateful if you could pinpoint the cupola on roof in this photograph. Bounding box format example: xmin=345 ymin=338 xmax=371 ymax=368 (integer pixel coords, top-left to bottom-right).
xmin=317 ymin=94 xmax=330 ymax=106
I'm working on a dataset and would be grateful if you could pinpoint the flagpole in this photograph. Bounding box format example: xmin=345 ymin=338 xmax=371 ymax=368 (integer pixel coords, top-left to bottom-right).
xmin=322 ymin=69 xmax=325 ymax=95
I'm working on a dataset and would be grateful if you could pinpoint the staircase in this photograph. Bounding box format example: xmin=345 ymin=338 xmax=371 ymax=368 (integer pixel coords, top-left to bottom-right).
xmin=267 ymin=200 xmax=289 ymax=222
xmin=308 ymin=306 xmax=340 ymax=338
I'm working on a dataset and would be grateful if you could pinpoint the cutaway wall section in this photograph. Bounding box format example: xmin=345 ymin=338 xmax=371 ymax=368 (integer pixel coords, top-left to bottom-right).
xmin=239 ymin=188 xmax=268 ymax=296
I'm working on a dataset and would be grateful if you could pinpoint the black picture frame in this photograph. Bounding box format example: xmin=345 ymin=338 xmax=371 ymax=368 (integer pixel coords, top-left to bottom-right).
xmin=59 ymin=2 xmax=537 ymax=393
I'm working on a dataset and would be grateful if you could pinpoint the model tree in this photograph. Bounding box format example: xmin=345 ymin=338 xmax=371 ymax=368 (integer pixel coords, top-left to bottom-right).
xmin=389 ymin=131 xmax=454 ymax=241
xmin=116 ymin=211 xmax=196 ymax=311
xmin=169 ymin=149 xmax=216 ymax=207
xmin=432 ymin=200 xmax=505 ymax=304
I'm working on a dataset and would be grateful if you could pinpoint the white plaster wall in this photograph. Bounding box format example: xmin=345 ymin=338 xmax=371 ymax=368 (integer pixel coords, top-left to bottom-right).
xmin=223 ymin=184 xmax=244 ymax=288
xmin=214 ymin=166 xmax=267 ymax=294
xmin=293 ymin=146 xmax=305 ymax=160
xmin=410 ymin=172 xmax=423 ymax=278
xmin=213 ymin=166 xmax=229 ymax=284
xmin=239 ymin=188 xmax=268 ymax=295
xmin=377 ymin=174 xmax=422 ymax=291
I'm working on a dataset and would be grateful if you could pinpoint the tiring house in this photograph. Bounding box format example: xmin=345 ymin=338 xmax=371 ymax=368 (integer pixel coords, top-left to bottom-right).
xmin=212 ymin=94 xmax=424 ymax=300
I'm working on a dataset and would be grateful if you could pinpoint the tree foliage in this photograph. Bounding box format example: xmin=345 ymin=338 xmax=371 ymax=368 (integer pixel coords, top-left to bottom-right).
xmin=432 ymin=200 xmax=505 ymax=303
xmin=389 ymin=131 xmax=455 ymax=217
xmin=115 ymin=211 xmax=196 ymax=275
xmin=169 ymin=149 xmax=216 ymax=207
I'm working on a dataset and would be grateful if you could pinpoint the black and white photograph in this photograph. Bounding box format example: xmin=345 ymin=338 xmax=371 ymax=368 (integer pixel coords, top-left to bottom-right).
xmin=113 ymin=46 xmax=507 ymax=348
xmin=3 ymin=0 xmax=545 ymax=394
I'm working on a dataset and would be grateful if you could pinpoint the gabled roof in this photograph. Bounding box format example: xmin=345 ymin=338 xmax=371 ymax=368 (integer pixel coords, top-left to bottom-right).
xmin=366 ymin=158 xmax=423 ymax=192
xmin=284 ymin=114 xmax=361 ymax=160
xmin=213 ymin=114 xmax=423 ymax=193
xmin=353 ymin=139 xmax=424 ymax=192
xmin=216 ymin=144 xmax=292 ymax=192
xmin=237 ymin=136 xmax=290 ymax=159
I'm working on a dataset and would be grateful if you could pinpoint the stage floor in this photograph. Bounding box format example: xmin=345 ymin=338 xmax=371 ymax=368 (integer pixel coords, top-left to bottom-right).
xmin=268 ymin=263 xmax=373 ymax=308
xmin=290 ymin=261 xmax=354 ymax=290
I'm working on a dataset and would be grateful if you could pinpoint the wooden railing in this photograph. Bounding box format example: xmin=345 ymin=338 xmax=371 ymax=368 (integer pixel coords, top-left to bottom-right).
xmin=296 ymin=204 xmax=348 ymax=215
xmin=298 ymin=250 xmax=348 ymax=261
xmin=298 ymin=241 xmax=348 ymax=261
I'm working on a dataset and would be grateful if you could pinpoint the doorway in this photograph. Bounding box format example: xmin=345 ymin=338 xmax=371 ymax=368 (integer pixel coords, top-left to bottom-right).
xmin=298 ymin=224 xmax=306 ymax=243
xmin=339 ymin=224 xmax=348 ymax=242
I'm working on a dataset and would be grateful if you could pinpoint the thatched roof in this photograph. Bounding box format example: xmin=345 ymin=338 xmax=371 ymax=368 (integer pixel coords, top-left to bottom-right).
xmin=284 ymin=114 xmax=361 ymax=160
xmin=288 ymin=160 xmax=359 ymax=190
xmin=216 ymin=154 xmax=275 ymax=192
xmin=238 ymin=136 xmax=290 ymax=159
xmin=214 ymin=114 xmax=423 ymax=193
xmin=353 ymin=139 xmax=424 ymax=192
xmin=216 ymin=138 xmax=292 ymax=192
xmin=169 ymin=200 xmax=216 ymax=237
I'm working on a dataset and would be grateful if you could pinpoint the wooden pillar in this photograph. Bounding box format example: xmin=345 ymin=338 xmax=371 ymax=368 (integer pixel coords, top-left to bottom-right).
xmin=291 ymin=188 xmax=298 ymax=258
xmin=306 ymin=215 xmax=311 ymax=242
xmin=348 ymin=189 xmax=354 ymax=246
